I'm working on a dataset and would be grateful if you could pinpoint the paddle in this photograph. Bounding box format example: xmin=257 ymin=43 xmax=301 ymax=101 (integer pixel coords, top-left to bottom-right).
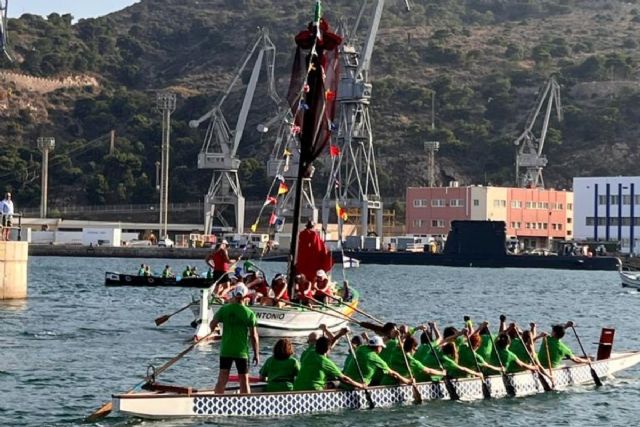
xmin=322 ymin=293 xmax=384 ymax=325
xmin=423 ymin=332 xmax=459 ymax=400
xmin=465 ymin=334 xmax=491 ymax=399
xmin=395 ymin=332 xmax=422 ymax=404
xmin=488 ymin=330 xmax=516 ymax=397
xmin=154 ymin=255 xmax=245 ymax=326
xmin=306 ymin=297 xmax=388 ymax=335
xmin=570 ymin=325 xmax=603 ymax=387
xmin=86 ymin=331 xmax=216 ymax=421
xmin=345 ymin=331 xmax=375 ymax=409
xmin=512 ymin=325 xmax=553 ymax=392
xmin=543 ymin=336 xmax=556 ymax=388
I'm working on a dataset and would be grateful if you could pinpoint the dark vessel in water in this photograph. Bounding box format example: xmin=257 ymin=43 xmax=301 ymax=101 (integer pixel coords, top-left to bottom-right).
xmin=338 ymin=220 xmax=621 ymax=271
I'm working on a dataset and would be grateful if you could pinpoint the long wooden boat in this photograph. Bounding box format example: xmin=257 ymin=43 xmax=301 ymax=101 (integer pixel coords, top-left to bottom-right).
xmin=105 ymin=272 xmax=214 ymax=288
xmin=112 ymin=351 xmax=640 ymax=418
xmin=191 ymin=286 xmax=359 ymax=339
xmin=620 ymin=270 xmax=640 ymax=289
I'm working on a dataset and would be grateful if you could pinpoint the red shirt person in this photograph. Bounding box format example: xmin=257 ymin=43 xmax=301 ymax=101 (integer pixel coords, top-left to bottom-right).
xmin=295 ymin=221 xmax=333 ymax=283
xmin=206 ymin=239 xmax=235 ymax=281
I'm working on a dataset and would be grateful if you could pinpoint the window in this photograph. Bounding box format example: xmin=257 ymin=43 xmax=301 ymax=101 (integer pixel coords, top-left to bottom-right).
xmin=501 ymin=200 xmax=507 ymax=207
xmin=557 ymin=224 xmax=563 ymax=231
xmin=586 ymin=217 xmax=594 ymax=226
xmin=413 ymin=199 xmax=428 ymax=207
xmin=537 ymin=202 xmax=544 ymax=209
xmin=450 ymin=199 xmax=465 ymax=207
xmin=413 ymin=219 xmax=424 ymax=228
xmin=511 ymin=201 xmax=517 ymax=208
xmin=543 ymin=223 xmax=548 ymax=230
xmin=525 ymin=202 xmax=533 ymax=209
xmin=431 ymin=219 xmax=445 ymax=228
xmin=611 ymin=195 xmax=619 ymax=205
xmin=525 ymin=223 xmax=531 ymax=229
xmin=431 ymin=199 xmax=445 ymax=207
xmin=611 ymin=218 xmax=619 ymax=226
xmin=493 ymin=200 xmax=500 ymax=207
xmin=558 ymin=203 xmax=563 ymax=210
xmin=516 ymin=222 xmax=521 ymax=229
xmin=567 ymin=203 xmax=573 ymax=210
xmin=635 ymin=195 xmax=640 ymax=205
xmin=623 ymin=195 xmax=632 ymax=205
xmin=567 ymin=218 xmax=572 ymax=224
xmin=473 ymin=199 xmax=480 ymax=206
xmin=494 ymin=200 xmax=506 ymax=207
xmin=543 ymin=202 xmax=549 ymax=209
xmin=538 ymin=222 xmax=543 ymax=229
xmin=567 ymin=230 xmax=572 ymax=236
xmin=510 ymin=222 xmax=516 ymax=228
xmin=598 ymin=195 xmax=607 ymax=205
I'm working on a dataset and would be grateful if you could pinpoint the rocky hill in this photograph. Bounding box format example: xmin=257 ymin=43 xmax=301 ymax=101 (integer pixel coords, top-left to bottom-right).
xmin=2 ymin=0 xmax=640 ymax=215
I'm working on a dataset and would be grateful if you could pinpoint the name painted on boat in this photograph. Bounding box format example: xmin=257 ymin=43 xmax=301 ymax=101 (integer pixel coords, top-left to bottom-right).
xmin=255 ymin=312 xmax=286 ymax=320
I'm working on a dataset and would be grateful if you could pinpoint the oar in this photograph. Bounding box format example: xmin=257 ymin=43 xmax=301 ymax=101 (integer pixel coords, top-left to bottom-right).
xmin=512 ymin=325 xmax=553 ymax=392
xmin=86 ymin=331 xmax=216 ymax=421
xmin=465 ymin=334 xmax=491 ymax=399
xmin=396 ymin=333 xmax=422 ymax=404
xmin=570 ymin=325 xmax=603 ymax=387
xmin=345 ymin=331 xmax=375 ymax=409
xmin=154 ymin=256 xmax=244 ymax=326
xmin=307 ymin=297 xmax=387 ymax=334
xmin=322 ymin=292 xmax=384 ymax=325
xmin=489 ymin=331 xmax=516 ymax=397
xmin=425 ymin=335 xmax=459 ymax=401
xmin=543 ymin=336 xmax=556 ymax=388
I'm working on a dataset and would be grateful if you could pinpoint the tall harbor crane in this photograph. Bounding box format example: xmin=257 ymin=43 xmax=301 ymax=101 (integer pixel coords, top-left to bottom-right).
xmin=322 ymin=0 xmax=409 ymax=237
xmin=1 ymin=0 xmax=11 ymax=61
xmin=190 ymin=28 xmax=281 ymax=234
xmin=514 ymin=76 xmax=562 ymax=188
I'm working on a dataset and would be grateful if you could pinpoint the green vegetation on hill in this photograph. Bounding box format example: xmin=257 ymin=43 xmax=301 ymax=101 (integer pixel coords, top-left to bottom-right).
xmin=2 ymin=0 xmax=640 ymax=214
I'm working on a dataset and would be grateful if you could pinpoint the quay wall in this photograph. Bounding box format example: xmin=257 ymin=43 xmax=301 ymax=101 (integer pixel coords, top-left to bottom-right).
xmin=0 ymin=242 xmax=29 ymax=299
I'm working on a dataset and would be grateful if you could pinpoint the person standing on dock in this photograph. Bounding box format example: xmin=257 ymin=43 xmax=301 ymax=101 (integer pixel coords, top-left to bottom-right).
xmin=209 ymin=284 xmax=259 ymax=394
xmin=206 ymin=239 xmax=236 ymax=282
xmin=1 ymin=192 xmax=14 ymax=241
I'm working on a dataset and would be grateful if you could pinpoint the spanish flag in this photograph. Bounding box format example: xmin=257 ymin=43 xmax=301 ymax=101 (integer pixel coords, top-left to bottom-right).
xmin=335 ymin=202 xmax=348 ymax=221
xmin=277 ymin=182 xmax=289 ymax=195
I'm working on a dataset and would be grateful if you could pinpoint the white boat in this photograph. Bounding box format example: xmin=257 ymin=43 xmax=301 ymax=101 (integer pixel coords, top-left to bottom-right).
xmin=342 ymin=256 xmax=360 ymax=269
xmin=191 ymin=286 xmax=360 ymax=339
xmin=112 ymin=351 xmax=640 ymax=419
xmin=620 ymin=270 xmax=640 ymax=289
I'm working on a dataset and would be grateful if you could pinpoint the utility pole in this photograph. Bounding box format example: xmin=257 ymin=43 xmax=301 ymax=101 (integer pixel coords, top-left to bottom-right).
xmin=424 ymin=141 xmax=439 ymax=187
xmin=109 ymin=130 xmax=116 ymax=155
xmin=156 ymin=92 xmax=176 ymax=239
xmin=37 ymin=137 xmax=55 ymax=218
xmin=155 ymin=161 xmax=161 ymax=191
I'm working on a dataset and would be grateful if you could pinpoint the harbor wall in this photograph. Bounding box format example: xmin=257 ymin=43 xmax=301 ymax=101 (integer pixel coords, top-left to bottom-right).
xmin=0 ymin=241 xmax=29 ymax=299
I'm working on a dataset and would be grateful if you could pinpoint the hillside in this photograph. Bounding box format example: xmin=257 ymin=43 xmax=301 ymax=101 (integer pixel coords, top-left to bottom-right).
xmin=1 ymin=0 xmax=640 ymax=217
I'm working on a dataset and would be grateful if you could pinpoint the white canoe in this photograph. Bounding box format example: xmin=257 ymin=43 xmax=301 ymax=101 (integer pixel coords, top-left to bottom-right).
xmin=113 ymin=351 xmax=640 ymax=419
xmin=620 ymin=271 xmax=640 ymax=289
xmin=343 ymin=256 xmax=360 ymax=269
xmin=191 ymin=287 xmax=360 ymax=339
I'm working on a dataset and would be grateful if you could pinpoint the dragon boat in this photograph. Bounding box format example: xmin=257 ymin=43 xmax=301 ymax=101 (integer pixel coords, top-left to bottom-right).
xmin=105 ymin=272 xmax=215 ymax=288
xmin=112 ymin=348 xmax=640 ymax=419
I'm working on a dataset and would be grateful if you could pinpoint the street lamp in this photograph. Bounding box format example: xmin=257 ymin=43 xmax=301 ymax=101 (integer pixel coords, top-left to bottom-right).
xmin=424 ymin=141 xmax=440 ymax=187
xmin=37 ymin=137 xmax=55 ymax=218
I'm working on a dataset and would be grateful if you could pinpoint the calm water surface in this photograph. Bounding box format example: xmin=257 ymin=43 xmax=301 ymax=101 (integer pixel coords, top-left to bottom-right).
xmin=1 ymin=256 xmax=639 ymax=426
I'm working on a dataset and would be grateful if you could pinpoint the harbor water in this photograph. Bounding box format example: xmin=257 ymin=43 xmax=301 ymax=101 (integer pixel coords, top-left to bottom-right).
xmin=1 ymin=256 xmax=639 ymax=426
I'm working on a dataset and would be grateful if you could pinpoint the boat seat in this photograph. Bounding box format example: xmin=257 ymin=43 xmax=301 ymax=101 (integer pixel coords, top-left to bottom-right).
xmin=596 ymin=328 xmax=615 ymax=360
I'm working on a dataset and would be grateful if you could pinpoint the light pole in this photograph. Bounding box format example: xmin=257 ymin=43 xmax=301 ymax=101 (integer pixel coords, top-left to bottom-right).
xmin=37 ymin=137 xmax=55 ymax=218
xmin=156 ymin=92 xmax=176 ymax=240
xmin=424 ymin=141 xmax=440 ymax=187
xmin=155 ymin=161 xmax=161 ymax=191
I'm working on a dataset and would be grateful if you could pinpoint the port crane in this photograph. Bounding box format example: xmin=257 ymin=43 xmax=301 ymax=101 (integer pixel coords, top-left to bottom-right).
xmin=322 ymin=0 xmax=410 ymax=237
xmin=1 ymin=0 xmax=11 ymax=61
xmin=514 ymin=76 xmax=562 ymax=188
xmin=190 ymin=28 xmax=281 ymax=234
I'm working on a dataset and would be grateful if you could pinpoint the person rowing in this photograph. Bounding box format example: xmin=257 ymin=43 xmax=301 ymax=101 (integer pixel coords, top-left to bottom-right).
xmin=342 ymin=336 xmax=413 ymax=389
xmin=293 ymin=336 xmax=365 ymax=391
xmin=161 ymin=265 xmax=172 ymax=278
xmin=313 ymin=269 xmax=332 ymax=303
xmin=300 ymin=331 xmax=319 ymax=364
xmin=208 ymin=284 xmax=259 ymax=394
xmin=440 ymin=342 xmax=484 ymax=379
xmin=381 ymin=336 xmax=446 ymax=385
xmin=458 ymin=332 xmax=504 ymax=375
xmin=259 ymin=338 xmax=300 ymax=392
xmin=537 ymin=321 xmax=591 ymax=368
xmin=475 ymin=315 xmax=508 ymax=362
xmin=293 ymin=273 xmax=314 ymax=306
xmin=137 ymin=264 xmax=145 ymax=276
xmin=245 ymin=271 xmax=269 ymax=305
xmin=489 ymin=334 xmax=539 ymax=374
xmin=343 ymin=334 xmax=366 ymax=371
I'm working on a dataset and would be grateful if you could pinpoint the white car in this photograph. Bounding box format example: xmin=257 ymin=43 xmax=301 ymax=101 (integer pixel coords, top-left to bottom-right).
xmin=127 ymin=239 xmax=152 ymax=247
xmin=157 ymin=237 xmax=174 ymax=248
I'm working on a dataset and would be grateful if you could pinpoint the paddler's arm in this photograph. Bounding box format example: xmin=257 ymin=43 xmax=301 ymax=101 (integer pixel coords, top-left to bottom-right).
xmin=480 ymin=361 xmax=504 ymax=374
xmin=337 ymin=373 xmax=366 ymax=390
xmin=454 ymin=363 xmax=484 ymax=378
xmin=499 ymin=314 xmax=507 ymax=334
xmin=472 ymin=321 xmax=489 ymax=337
xmin=422 ymin=366 xmax=446 ymax=377
xmin=329 ymin=327 xmax=349 ymax=350
xmin=429 ymin=321 xmax=442 ymax=343
xmin=319 ymin=324 xmax=335 ymax=341
xmin=250 ymin=326 xmax=260 ymax=366
xmin=386 ymin=369 xmax=413 ymax=385
xmin=513 ymin=357 xmax=538 ymax=372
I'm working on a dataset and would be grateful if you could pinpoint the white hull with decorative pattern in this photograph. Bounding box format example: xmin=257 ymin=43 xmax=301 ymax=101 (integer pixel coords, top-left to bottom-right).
xmin=113 ymin=351 xmax=640 ymax=419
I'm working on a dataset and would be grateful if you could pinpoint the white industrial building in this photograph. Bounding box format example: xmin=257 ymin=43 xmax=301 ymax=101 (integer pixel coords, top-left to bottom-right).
xmin=573 ymin=176 xmax=640 ymax=254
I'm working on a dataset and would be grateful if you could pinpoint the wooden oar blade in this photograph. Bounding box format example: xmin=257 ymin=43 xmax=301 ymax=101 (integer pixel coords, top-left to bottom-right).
xmin=481 ymin=380 xmax=491 ymax=399
xmin=444 ymin=377 xmax=460 ymax=400
xmin=412 ymin=385 xmax=423 ymax=404
xmin=591 ymin=367 xmax=603 ymax=387
xmin=85 ymin=401 xmax=113 ymax=422
xmin=154 ymin=315 xmax=170 ymax=326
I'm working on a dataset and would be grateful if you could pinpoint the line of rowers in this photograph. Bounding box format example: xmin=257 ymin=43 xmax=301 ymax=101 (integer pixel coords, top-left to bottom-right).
xmin=256 ymin=316 xmax=590 ymax=393
xmin=212 ymin=268 xmax=346 ymax=307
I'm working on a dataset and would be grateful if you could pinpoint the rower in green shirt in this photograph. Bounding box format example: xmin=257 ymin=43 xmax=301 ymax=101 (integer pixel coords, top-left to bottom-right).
xmin=161 ymin=265 xmax=172 ymax=278
xmin=293 ymin=337 xmax=364 ymax=391
xmin=490 ymin=334 xmax=538 ymax=374
xmin=440 ymin=342 xmax=484 ymax=379
xmin=209 ymin=284 xmax=259 ymax=394
xmin=537 ymin=322 xmax=590 ymax=369
xmin=300 ymin=332 xmax=319 ymax=364
xmin=343 ymin=335 xmax=413 ymax=388
xmin=381 ymin=336 xmax=445 ymax=385
xmin=458 ymin=334 xmax=503 ymax=375
xmin=259 ymin=338 xmax=300 ymax=392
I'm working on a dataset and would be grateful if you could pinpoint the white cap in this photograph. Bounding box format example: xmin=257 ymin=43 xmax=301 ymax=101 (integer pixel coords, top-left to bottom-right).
xmin=316 ymin=269 xmax=327 ymax=279
xmin=231 ymin=284 xmax=248 ymax=298
xmin=221 ymin=239 xmax=229 ymax=245
xmin=368 ymin=336 xmax=386 ymax=348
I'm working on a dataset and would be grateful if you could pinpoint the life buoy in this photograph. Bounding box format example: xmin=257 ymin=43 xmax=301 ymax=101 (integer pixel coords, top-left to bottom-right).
xmin=125 ymin=276 xmax=132 ymax=282
xmin=148 ymin=277 xmax=155 ymax=284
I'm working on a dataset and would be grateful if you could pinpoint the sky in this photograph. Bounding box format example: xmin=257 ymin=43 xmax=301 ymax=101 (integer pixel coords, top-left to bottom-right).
xmin=8 ymin=0 xmax=140 ymax=20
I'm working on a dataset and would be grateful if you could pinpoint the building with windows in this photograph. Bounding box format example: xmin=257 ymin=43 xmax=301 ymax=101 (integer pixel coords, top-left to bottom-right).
xmin=573 ymin=176 xmax=640 ymax=254
xmin=406 ymin=184 xmax=573 ymax=249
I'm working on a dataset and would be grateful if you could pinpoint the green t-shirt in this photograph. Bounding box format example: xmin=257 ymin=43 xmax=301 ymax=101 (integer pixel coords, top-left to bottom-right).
xmin=259 ymin=356 xmax=300 ymax=392
xmin=293 ymin=351 xmax=342 ymax=391
xmin=440 ymin=355 xmax=466 ymax=379
xmin=537 ymin=336 xmax=574 ymax=369
xmin=343 ymin=352 xmax=354 ymax=372
xmin=213 ymin=303 xmax=257 ymax=359
xmin=300 ymin=344 xmax=315 ymax=364
xmin=381 ymin=352 xmax=430 ymax=385
xmin=510 ymin=337 xmax=535 ymax=364
xmin=476 ymin=334 xmax=495 ymax=361
xmin=344 ymin=345 xmax=390 ymax=386
xmin=416 ymin=342 xmax=444 ymax=380
xmin=490 ymin=347 xmax=520 ymax=373
xmin=414 ymin=343 xmax=433 ymax=362
xmin=458 ymin=344 xmax=486 ymax=373
xmin=380 ymin=338 xmax=399 ymax=364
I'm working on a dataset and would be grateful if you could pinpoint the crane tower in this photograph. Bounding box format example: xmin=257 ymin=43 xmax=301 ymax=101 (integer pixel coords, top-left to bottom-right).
xmin=514 ymin=77 xmax=562 ymax=188
xmin=190 ymin=28 xmax=281 ymax=234
xmin=1 ymin=0 xmax=11 ymax=61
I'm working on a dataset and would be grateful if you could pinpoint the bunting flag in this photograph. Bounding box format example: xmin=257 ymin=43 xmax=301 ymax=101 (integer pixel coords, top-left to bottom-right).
xmin=250 ymin=222 xmax=258 ymax=233
xmin=329 ymin=144 xmax=340 ymax=158
xmin=269 ymin=212 xmax=278 ymax=225
xmin=283 ymin=148 xmax=292 ymax=157
xmin=325 ymin=89 xmax=336 ymax=102
xmin=303 ymin=83 xmax=310 ymax=93
xmin=336 ymin=202 xmax=348 ymax=221
xmin=291 ymin=125 xmax=301 ymax=135
xmin=263 ymin=196 xmax=277 ymax=207
xmin=277 ymin=182 xmax=289 ymax=195
xmin=275 ymin=174 xmax=285 ymax=182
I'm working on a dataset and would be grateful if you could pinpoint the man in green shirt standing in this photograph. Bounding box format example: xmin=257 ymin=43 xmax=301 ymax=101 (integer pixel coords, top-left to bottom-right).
xmin=209 ymin=284 xmax=259 ymax=394
xmin=293 ymin=337 xmax=364 ymax=391
xmin=538 ymin=322 xmax=590 ymax=369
